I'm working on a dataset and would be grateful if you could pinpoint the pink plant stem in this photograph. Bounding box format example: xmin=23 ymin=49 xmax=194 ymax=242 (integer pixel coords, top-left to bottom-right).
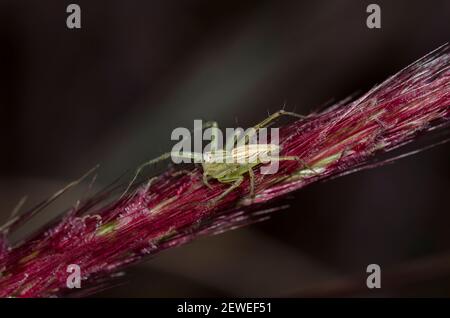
xmin=0 ymin=45 xmax=449 ymax=297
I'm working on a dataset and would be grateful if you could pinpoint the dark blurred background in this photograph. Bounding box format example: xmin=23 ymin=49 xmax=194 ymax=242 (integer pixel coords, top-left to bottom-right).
xmin=0 ymin=0 xmax=449 ymax=297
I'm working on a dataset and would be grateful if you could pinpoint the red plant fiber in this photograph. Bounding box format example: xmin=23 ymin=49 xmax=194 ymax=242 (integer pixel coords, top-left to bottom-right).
xmin=0 ymin=45 xmax=449 ymax=297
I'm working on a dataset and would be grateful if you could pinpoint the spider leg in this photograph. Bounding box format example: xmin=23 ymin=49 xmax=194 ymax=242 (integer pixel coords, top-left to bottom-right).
xmin=236 ymin=109 xmax=307 ymax=147
xmin=269 ymin=155 xmax=318 ymax=175
xmin=248 ymin=167 xmax=255 ymax=198
xmin=123 ymin=151 xmax=203 ymax=197
xmin=239 ymin=168 xmax=256 ymax=205
xmin=207 ymin=176 xmax=243 ymax=206
xmin=202 ymin=172 xmax=213 ymax=189
xmin=253 ymin=109 xmax=306 ymax=131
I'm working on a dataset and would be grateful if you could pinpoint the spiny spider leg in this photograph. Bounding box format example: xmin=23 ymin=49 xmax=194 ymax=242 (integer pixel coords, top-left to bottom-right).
xmin=236 ymin=110 xmax=307 ymax=147
xmin=207 ymin=176 xmax=244 ymax=207
xmin=123 ymin=151 xmax=203 ymax=196
xmin=253 ymin=110 xmax=305 ymax=131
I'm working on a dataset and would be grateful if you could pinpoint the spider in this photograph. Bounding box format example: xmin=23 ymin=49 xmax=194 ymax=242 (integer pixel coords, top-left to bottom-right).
xmin=126 ymin=110 xmax=311 ymax=205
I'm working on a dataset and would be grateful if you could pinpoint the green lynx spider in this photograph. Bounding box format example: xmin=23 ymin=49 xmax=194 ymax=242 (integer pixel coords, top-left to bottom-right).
xmin=127 ymin=110 xmax=311 ymax=205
